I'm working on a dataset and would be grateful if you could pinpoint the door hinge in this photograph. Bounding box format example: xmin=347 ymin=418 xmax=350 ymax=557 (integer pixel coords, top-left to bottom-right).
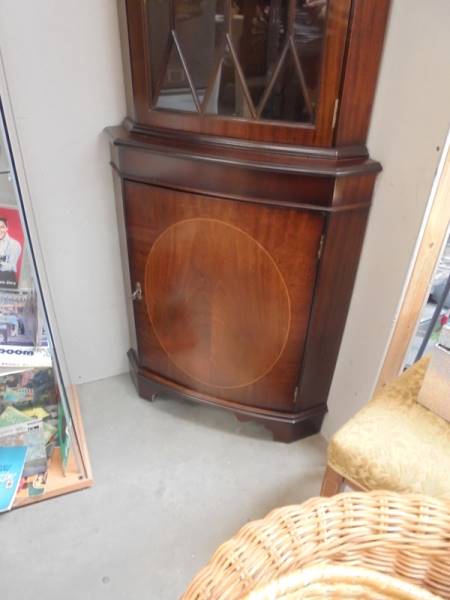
xmin=131 ymin=282 xmax=143 ymax=301
xmin=332 ymin=98 xmax=339 ymax=129
xmin=317 ymin=233 xmax=325 ymax=261
xmin=294 ymin=386 xmax=299 ymax=402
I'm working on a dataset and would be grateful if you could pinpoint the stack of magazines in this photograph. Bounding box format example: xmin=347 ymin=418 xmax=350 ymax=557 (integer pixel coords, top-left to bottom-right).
xmin=0 ymin=206 xmax=58 ymax=510
xmin=0 ymin=290 xmax=51 ymax=368
xmin=0 ymin=366 xmax=61 ymax=509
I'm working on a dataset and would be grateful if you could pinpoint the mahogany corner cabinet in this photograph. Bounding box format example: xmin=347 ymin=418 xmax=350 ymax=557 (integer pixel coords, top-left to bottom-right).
xmin=107 ymin=0 xmax=391 ymax=442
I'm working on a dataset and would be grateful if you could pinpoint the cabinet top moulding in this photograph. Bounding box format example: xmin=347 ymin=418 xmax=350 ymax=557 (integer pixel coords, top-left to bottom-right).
xmin=107 ymin=122 xmax=382 ymax=181
xmin=119 ymin=0 xmax=391 ymax=151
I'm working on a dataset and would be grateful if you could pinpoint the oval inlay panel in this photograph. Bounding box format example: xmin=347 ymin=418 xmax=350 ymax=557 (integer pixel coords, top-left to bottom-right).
xmin=145 ymin=219 xmax=291 ymax=389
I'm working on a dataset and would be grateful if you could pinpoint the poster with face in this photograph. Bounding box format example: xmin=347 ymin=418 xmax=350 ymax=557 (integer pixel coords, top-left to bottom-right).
xmin=0 ymin=206 xmax=24 ymax=290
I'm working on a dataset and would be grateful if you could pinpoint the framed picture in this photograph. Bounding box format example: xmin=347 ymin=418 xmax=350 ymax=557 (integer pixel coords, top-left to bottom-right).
xmin=0 ymin=206 xmax=25 ymax=290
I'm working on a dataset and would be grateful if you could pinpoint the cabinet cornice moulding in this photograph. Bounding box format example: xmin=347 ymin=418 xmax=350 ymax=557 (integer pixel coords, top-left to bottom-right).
xmin=107 ymin=123 xmax=382 ymax=179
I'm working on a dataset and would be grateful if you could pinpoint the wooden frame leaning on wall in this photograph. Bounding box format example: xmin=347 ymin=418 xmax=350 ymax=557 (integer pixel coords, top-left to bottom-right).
xmin=377 ymin=131 xmax=450 ymax=387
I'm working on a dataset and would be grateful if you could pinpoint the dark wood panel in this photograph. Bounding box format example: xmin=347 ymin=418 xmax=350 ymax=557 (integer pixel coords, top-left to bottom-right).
xmin=117 ymin=144 xmax=336 ymax=208
xmin=111 ymin=168 xmax=138 ymax=354
xmin=107 ymin=125 xmax=381 ymax=211
xmin=129 ymin=350 xmax=326 ymax=442
xmin=146 ymin=218 xmax=291 ymax=389
xmin=124 ymin=181 xmax=325 ymax=412
xmin=296 ymin=196 xmax=373 ymax=410
xmin=334 ymin=0 xmax=391 ymax=146
xmin=109 ymin=123 xmax=381 ymax=175
xmin=124 ymin=119 xmax=369 ymax=160
xmin=332 ymin=172 xmax=378 ymax=208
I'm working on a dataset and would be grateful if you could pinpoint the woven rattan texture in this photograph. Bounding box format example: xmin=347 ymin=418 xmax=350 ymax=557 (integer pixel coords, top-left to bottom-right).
xmin=242 ymin=564 xmax=441 ymax=599
xmin=181 ymin=492 xmax=450 ymax=600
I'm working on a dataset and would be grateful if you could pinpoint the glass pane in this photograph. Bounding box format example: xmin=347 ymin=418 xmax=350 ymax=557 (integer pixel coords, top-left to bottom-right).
xmin=155 ymin=45 xmax=198 ymax=112
xmin=234 ymin=0 xmax=287 ymax=107
xmin=148 ymin=0 xmax=226 ymax=112
xmin=174 ymin=0 xmax=224 ymax=102
xmin=0 ymin=101 xmax=87 ymax=507
xmin=260 ymin=49 xmax=308 ymax=122
xmin=147 ymin=0 xmax=328 ymax=123
xmin=206 ymin=42 xmax=253 ymax=117
xmin=233 ymin=0 xmax=327 ymax=121
xmin=201 ymin=61 xmax=223 ymax=113
xmin=292 ymin=0 xmax=328 ymax=115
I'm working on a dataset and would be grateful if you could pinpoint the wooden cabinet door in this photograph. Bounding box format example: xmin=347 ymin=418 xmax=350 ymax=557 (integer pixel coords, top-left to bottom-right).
xmin=124 ymin=181 xmax=324 ymax=412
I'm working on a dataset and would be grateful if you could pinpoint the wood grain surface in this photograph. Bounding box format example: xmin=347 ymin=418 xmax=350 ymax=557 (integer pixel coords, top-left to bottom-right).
xmin=145 ymin=218 xmax=291 ymax=388
xmin=124 ymin=181 xmax=324 ymax=411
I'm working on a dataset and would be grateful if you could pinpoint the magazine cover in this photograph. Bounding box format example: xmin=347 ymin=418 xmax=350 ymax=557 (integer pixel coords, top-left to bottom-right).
xmin=0 ymin=290 xmax=37 ymax=346
xmin=0 ymin=367 xmax=57 ymax=410
xmin=0 ymin=368 xmax=58 ymax=477
xmin=0 ymin=345 xmax=51 ymax=369
xmin=0 ymin=419 xmax=47 ymax=476
xmin=0 ymin=446 xmax=27 ymax=512
xmin=0 ymin=206 xmax=25 ymax=291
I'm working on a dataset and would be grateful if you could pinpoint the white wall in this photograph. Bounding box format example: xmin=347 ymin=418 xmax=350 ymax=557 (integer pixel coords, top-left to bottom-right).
xmin=0 ymin=0 xmax=449 ymax=410
xmin=323 ymin=0 xmax=450 ymax=436
xmin=0 ymin=1 xmax=129 ymax=383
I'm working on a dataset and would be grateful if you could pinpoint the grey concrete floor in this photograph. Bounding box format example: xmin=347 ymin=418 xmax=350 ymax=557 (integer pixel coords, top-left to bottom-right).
xmin=2 ymin=373 xmax=327 ymax=600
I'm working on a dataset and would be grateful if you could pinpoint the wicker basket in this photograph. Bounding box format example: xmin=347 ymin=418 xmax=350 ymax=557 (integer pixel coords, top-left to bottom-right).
xmin=242 ymin=564 xmax=441 ymax=599
xmin=182 ymin=492 xmax=450 ymax=600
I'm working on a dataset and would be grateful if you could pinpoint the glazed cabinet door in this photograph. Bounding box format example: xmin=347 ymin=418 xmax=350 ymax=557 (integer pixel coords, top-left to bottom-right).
xmin=124 ymin=181 xmax=324 ymax=412
xmin=125 ymin=0 xmax=351 ymax=145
